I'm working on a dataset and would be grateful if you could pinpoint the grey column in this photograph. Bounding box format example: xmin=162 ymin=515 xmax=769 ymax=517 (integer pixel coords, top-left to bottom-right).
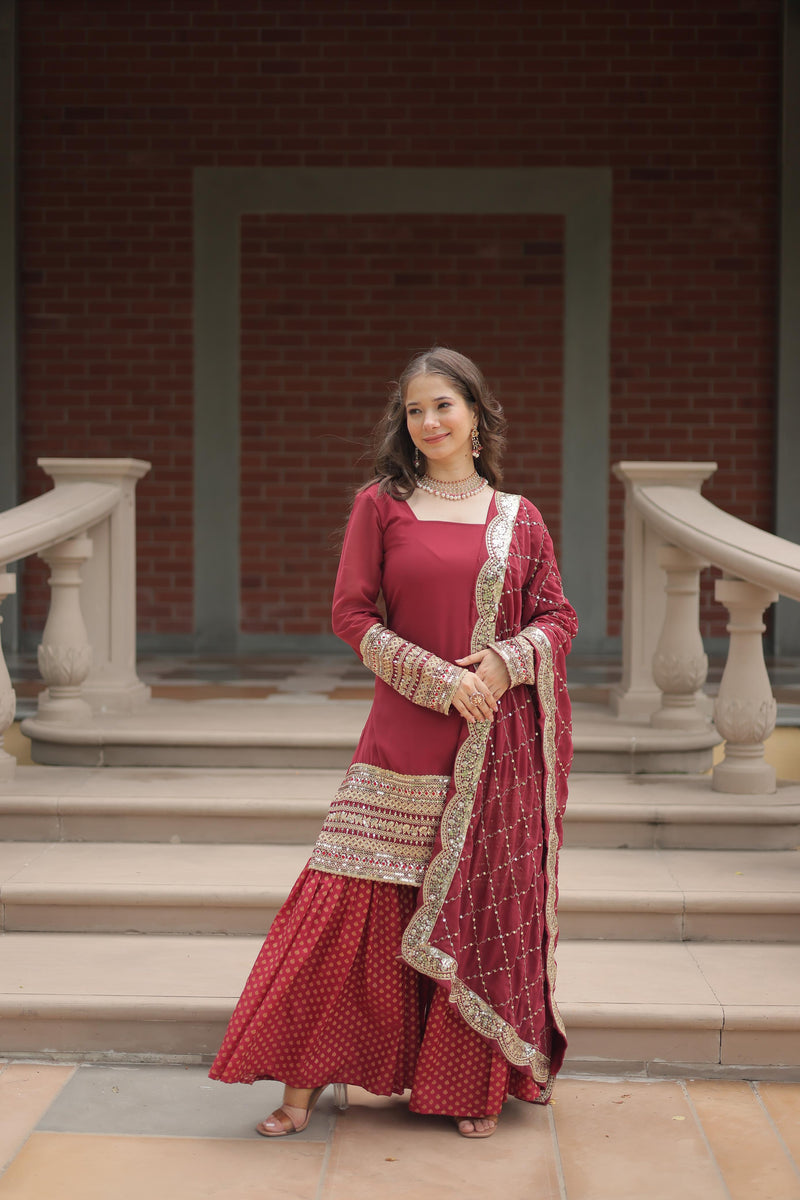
xmin=562 ymin=189 xmax=611 ymax=656
xmin=193 ymin=173 xmax=241 ymax=652
xmin=0 ymin=0 xmax=18 ymax=651
xmin=775 ymin=0 xmax=800 ymax=655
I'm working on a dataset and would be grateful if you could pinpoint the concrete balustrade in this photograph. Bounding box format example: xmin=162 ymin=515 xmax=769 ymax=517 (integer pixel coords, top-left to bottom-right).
xmin=35 ymin=534 xmax=94 ymax=726
xmin=712 ymin=578 xmax=779 ymax=795
xmin=38 ymin=460 xmax=151 ymax=715
xmin=616 ymin=460 xmax=800 ymax=795
xmin=609 ymin=461 xmax=717 ymax=722
xmin=650 ymin=545 xmax=710 ymax=731
xmin=1 ymin=456 xmax=799 ymax=796
xmin=0 ymin=459 xmax=150 ymax=777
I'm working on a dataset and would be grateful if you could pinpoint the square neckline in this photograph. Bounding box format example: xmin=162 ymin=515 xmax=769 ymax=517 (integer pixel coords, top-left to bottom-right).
xmin=401 ymin=490 xmax=497 ymax=527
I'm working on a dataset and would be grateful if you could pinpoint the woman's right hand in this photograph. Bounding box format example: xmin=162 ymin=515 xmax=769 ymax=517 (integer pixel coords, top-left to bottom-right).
xmin=450 ymin=670 xmax=498 ymax=724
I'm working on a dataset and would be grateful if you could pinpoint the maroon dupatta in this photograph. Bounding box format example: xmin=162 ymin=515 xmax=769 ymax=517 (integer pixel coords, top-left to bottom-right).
xmin=401 ymin=492 xmax=577 ymax=1098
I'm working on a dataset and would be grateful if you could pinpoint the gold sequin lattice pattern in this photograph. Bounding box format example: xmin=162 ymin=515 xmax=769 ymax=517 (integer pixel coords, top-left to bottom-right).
xmin=310 ymin=762 xmax=451 ymax=886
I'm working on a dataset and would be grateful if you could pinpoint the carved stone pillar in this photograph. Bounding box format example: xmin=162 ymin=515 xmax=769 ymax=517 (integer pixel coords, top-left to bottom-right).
xmin=609 ymin=461 xmax=717 ymax=721
xmin=0 ymin=570 xmax=17 ymax=779
xmin=36 ymin=535 xmax=94 ymax=725
xmin=38 ymin=459 xmax=151 ymax=713
xmin=650 ymin=545 xmax=710 ymax=729
xmin=712 ymin=577 xmax=779 ymax=794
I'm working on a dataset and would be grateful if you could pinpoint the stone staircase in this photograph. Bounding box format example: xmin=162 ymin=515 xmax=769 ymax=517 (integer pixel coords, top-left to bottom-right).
xmin=1 ymin=763 xmax=798 ymax=1079
xmin=22 ymin=696 xmax=719 ymax=774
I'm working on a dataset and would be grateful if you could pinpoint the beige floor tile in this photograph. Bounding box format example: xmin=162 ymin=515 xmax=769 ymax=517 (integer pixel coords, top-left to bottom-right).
xmin=757 ymin=1083 xmax=800 ymax=1165
xmin=320 ymin=1091 xmax=561 ymax=1200
xmin=0 ymin=1133 xmax=324 ymax=1200
xmin=0 ymin=1064 xmax=75 ymax=1173
xmin=688 ymin=1080 xmax=800 ymax=1200
xmin=553 ymin=1081 xmax=729 ymax=1200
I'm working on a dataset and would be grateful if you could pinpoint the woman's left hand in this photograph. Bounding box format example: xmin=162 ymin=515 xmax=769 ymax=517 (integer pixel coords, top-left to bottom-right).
xmin=455 ymin=648 xmax=511 ymax=702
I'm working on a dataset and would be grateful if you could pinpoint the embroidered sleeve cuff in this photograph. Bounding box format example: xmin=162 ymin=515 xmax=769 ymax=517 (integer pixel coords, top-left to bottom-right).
xmin=360 ymin=624 xmax=466 ymax=715
xmin=489 ymin=633 xmax=537 ymax=688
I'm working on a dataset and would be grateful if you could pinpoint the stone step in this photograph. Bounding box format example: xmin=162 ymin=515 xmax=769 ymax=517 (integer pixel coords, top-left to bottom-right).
xmin=566 ymin=774 xmax=800 ymax=851
xmin=0 ymin=767 xmax=338 ymax=845
xmin=1 ymin=841 xmax=797 ymax=942
xmin=21 ymin=697 xmax=719 ymax=773
xmin=0 ymin=932 xmax=797 ymax=1077
xmin=2 ymin=768 xmax=799 ymax=850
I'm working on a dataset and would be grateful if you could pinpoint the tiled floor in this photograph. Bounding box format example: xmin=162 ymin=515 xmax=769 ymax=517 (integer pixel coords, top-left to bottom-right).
xmin=0 ymin=1063 xmax=799 ymax=1199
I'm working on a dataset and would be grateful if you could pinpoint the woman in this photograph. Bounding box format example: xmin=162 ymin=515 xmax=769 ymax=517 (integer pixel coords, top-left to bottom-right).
xmin=210 ymin=347 xmax=577 ymax=1139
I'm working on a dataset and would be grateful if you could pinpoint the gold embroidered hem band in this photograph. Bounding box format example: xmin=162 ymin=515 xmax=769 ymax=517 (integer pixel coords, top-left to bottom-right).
xmin=310 ymin=762 xmax=450 ymax=887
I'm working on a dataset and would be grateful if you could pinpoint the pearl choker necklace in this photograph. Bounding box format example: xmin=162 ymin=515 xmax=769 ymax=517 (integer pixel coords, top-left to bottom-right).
xmin=415 ymin=471 xmax=488 ymax=501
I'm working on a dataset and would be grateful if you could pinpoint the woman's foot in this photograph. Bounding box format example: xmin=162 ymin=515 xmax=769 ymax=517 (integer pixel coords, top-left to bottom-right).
xmin=455 ymin=1115 xmax=499 ymax=1139
xmin=255 ymin=1083 xmax=348 ymax=1137
xmin=256 ymin=1085 xmax=324 ymax=1137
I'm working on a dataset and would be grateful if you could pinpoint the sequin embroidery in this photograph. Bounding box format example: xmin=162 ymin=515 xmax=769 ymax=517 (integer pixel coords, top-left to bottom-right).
xmin=523 ymin=626 xmax=566 ymax=1044
xmin=360 ymin=625 xmax=465 ymax=714
xmin=402 ymin=492 xmax=561 ymax=1078
xmin=310 ymin=762 xmax=451 ymax=886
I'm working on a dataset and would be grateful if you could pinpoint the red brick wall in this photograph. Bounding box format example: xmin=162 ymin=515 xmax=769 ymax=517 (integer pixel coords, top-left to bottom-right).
xmin=18 ymin=1 xmax=780 ymax=641
xmin=239 ymin=213 xmax=563 ymax=635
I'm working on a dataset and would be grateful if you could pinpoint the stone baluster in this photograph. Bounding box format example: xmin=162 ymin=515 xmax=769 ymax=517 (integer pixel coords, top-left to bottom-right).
xmin=0 ymin=569 xmax=17 ymax=779
xmin=712 ymin=577 xmax=778 ymax=794
xmin=650 ymin=545 xmax=711 ymax=729
xmin=38 ymin=459 xmax=151 ymax=713
xmin=609 ymin=461 xmax=717 ymax=721
xmin=35 ymin=535 xmax=94 ymax=725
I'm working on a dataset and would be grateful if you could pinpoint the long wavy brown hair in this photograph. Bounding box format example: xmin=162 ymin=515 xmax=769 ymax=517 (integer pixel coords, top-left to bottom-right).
xmin=365 ymin=347 xmax=507 ymax=500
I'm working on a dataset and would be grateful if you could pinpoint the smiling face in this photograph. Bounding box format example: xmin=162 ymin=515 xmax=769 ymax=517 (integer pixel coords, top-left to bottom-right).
xmin=404 ymin=372 xmax=478 ymax=477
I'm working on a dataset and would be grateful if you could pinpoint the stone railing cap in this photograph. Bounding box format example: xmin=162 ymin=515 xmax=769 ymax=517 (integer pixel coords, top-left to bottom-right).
xmin=613 ymin=461 xmax=717 ymax=488
xmin=0 ymin=482 xmax=120 ymax=567
xmin=38 ymin=458 xmax=151 ymax=481
xmin=635 ymin=484 xmax=800 ymax=603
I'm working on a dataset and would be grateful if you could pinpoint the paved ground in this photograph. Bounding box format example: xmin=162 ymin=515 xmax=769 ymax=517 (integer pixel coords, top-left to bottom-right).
xmin=1 ymin=1062 xmax=799 ymax=1199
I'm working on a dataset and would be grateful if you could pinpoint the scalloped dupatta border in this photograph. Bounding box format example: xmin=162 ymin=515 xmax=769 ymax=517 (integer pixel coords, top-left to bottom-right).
xmin=401 ymin=491 xmax=564 ymax=1095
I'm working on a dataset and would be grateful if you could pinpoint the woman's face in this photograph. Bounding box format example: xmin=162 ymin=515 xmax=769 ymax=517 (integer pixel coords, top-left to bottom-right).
xmin=404 ymin=373 xmax=477 ymax=474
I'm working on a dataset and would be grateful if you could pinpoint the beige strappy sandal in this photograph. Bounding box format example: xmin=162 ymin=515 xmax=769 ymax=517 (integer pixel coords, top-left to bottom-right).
xmin=256 ymin=1083 xmax=348 ymax=1137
